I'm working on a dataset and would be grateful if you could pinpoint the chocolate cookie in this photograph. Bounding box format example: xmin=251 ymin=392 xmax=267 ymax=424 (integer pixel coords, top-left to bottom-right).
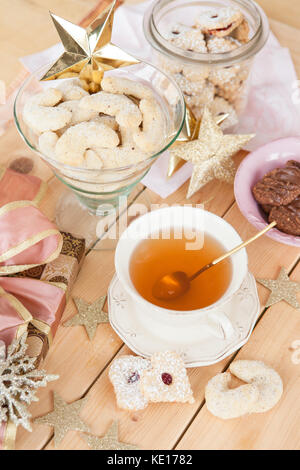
xmin=253 ymin=165 xmax=300 ymax=206
xmin=269 ymin=196 xmax=300 ymax=236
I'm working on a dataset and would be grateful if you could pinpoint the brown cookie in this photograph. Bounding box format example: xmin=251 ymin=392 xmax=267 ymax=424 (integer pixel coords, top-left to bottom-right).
xmin=253 ymin=166 xmax=300 ymax=206
xmin=269 ymin=196 xmax=300 ymax=236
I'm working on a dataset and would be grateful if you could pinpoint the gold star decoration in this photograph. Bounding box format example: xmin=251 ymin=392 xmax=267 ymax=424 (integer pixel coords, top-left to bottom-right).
xmin=64 ymin=295 xmax=108 ymax=340
xmin=41 ymin=0 xmax=139 ymax=81
xmin=35 ymin=392 xmax=91 ymax=448
xmin=169 ymin=107 xmax=254 ymax=197
xmin=81 ymin=421 xmax=140 ymax=450
xmin=167 ymin=109 xmax=230 ymax=178
xmin=257 ymin=267 xmax=300 ymax=310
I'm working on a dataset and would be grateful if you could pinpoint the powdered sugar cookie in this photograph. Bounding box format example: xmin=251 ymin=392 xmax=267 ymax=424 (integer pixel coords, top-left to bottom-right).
xmin=210 ymin=97 xmax=238 ymax=129
xmin=84 ymin=149 xmax=103 ymax=170
xmin=91 ymin=114 xmax=119 ymax=131
xmin=215 ymin=70 xmax=249 ymax=104
xmin=232 ymin=19 xmax=250 ymax=43
xmin=174 ymin=73 xmax=206 ymax=96
xmin=58 ymin=100 xmax=99 ymax=125
xmin=170 ymin=29 xmax=207 ymax=53
xmin=101 ymin=76 xmax=154 ymax=101
xmin=165 ymin=22 xmax=190 ymax=39
xmin=23 ymin=88 xmax=72 ymax=134
xmin=38 ymin=131 xmax=59 ymax=159
xmin=55 ymin=121 xmax=119 ymax=166
xmin=229 ymin=361 xmax=283 ymax=413
xmin=206 ymin=36 xmax=240 ymax=53
xmin=205 ymin=372 xmax=259 ymax=419
xmin=133 ymin=98 xmax=166 ymax=153
xmin=196 ymin=7 xmax=243 ymax=37
xmin=182 ymin=64 xmax=210 ymax=82
xmin=57 ymin=79 xmax=89 ymax=101
xmin=109 ymin=355 xmax=151 ymax=411
xmin=95 ymin=146 xmax=150 ymax=169
xmin=157 ymin=55 xmax=184 ymax=75
xmin=80 ymin=91 xmax=142 ymax=128
xmin=139 ymin=351 xmax=195 ymax=404
xmin=183 ymin=82 xmax=215 ymax=108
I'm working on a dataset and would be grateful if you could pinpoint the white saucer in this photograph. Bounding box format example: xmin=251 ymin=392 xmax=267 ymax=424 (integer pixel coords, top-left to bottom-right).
xmin=108 ymin=273 xmax=260 ymax=367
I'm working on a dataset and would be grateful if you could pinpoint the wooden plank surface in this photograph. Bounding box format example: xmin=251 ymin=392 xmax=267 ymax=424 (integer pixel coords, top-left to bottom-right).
xmin=0 ymin=0 xmax=299 ymax=451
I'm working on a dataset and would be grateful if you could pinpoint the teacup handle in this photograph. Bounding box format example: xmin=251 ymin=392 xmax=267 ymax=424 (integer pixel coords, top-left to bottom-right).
xmin=208 ymin=311 xmax=236 ymax=340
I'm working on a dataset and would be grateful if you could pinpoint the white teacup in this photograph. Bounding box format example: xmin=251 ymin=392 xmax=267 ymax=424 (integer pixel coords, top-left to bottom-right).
xmin=115 ymin=206 xmax=248 ymax=343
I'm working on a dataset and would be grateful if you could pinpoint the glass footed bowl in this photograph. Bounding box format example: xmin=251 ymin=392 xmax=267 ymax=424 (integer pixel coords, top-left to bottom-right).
xmin=14 ymin=62 xmax=185 ymax=244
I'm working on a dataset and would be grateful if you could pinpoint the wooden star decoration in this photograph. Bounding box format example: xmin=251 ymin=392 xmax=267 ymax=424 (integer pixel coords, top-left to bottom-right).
xmin=41 ymin=0 xmax=139 ymax=81
xmin=35 ymin=392 xmax=91 ymax=448
xmin=81 ymin=421 xmax=140 ymax=450
xmin=169 ymin=107 xmax=254 ymax=197
xmin=64 ymin=295 xmax=108 ymax=340
xmin=257 ymin=267 xmax=300 ymax=310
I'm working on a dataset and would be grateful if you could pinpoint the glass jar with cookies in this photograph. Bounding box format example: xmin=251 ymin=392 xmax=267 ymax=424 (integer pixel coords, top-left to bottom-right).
xmin=144 ymin=0 xmax=269 ymax=129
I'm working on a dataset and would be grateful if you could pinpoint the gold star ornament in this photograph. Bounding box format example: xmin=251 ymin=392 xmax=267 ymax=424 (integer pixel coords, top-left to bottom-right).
xmin=169 ymin=107 xmax=255 ymax=197
xmin=81 ymin=421 xmax=140 ymax=450
xmin=257 ymin=267 xmax=300 ymax=310
xmin=35 ymin=392 xmax=91 ymax=448
xmin=41 ymin=0 xmax=139 ymax=81
xmin=64 ymin=296 xmax=108 ymax=340
xmin=167 ymin=109 xmax=230 ymax=178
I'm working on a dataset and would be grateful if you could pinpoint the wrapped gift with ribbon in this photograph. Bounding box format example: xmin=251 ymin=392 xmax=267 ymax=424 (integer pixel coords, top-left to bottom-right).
xmin=0 ymin=168 xmax=85 ymax=449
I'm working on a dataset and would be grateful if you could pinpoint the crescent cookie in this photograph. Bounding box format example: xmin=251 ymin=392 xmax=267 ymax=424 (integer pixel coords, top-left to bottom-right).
xmin=229 ymin=361 xmax=283 ymax=413
xmin=139 ymin=351 xmax=195 ymax=404
xmin=133 ymin=98 xmax=166 ymax=153
xmin=109 ymin=355 xmax=151 ymax=411
xmin=101 ymin=76 xmax=154 ymax=101
xmin=92 ymin=147 xmax=150 ymax=169
xmin=205 ymin=372 xmax=259 ymax=419
xmin=57 ymin=79 xmax=89 ymax=101
xmin=55 ymin=121 xmax=119 ymax=166
xmin=23 ymin=88 xmax=72 ymax=134
xmin=80 ymin=91 xmax=143 ymax=128
xmin=58 ymin=100 xmax=99 ymax=125
xmin=38 ymin=131 xmax=59 ymax=159
xmin=196 ymin=7 xmax=244 ymax=37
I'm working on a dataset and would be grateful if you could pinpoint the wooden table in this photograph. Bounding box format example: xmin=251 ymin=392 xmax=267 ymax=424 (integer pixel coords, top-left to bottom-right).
xmin=0 ymin=0 xmax=300 ymax=451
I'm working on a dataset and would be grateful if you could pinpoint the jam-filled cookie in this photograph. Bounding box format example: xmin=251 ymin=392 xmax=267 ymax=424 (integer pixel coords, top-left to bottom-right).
xmin=139 ymin=351 xmax=195 ymax=404
xmin=196 ymin=7 xmax=243 ymax=38
xmin=109 ymin=355 xmax=151 ymax=411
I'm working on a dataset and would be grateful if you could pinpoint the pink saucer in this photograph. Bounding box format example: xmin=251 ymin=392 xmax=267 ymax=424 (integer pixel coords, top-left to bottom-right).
xmin=234 ymin=137 xmax=300 ymax=247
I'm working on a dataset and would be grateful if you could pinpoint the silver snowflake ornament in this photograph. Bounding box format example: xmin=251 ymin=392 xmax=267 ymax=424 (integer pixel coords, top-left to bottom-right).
xmin=0 ymin=333 xmax=58 ymax=431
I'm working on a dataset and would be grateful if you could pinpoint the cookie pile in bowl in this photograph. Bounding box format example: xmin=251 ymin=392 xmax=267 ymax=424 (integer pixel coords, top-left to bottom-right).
xmin=23 ymin=74 xmax=167 ymax=171
xmin=14 ymin=62 xmax=185 ymax=213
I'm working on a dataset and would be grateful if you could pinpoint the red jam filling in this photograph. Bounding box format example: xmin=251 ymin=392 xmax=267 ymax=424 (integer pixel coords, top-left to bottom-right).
xmin=161 ymin=373 xmax=173 ymax=385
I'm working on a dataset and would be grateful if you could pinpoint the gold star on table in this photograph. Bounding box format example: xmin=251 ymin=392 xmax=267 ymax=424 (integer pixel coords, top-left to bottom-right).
xmin=41 ymin=0 xmax=139 ymax=81
xmin=169 ymin=107 xmax=254 ymax=197
xmin=257 ymin=267 xmax=300 ymax=310
xmin=81 ymin=421 xmax=140 ymax=450
xmin=64 ymin=296 xmax=108 ymax=340
xmin=35 ymin=392 xmax=91 ymax=448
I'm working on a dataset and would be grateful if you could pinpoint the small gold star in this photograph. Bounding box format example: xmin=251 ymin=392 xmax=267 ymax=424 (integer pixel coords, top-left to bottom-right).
xmin=41 ymin=1 xmax=139 ymax=81
xmin=169 ymin=107 xmax=254 ymax=197
xmin=81 ymin=421 xmax=140 ymax=450
xmin=257 ymin=267 xmax=300 ymax=310
xmin=35 ymin=392 xmax=91 ymax=448
xmin=64 ymin=296 xmax=108 ymax=340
